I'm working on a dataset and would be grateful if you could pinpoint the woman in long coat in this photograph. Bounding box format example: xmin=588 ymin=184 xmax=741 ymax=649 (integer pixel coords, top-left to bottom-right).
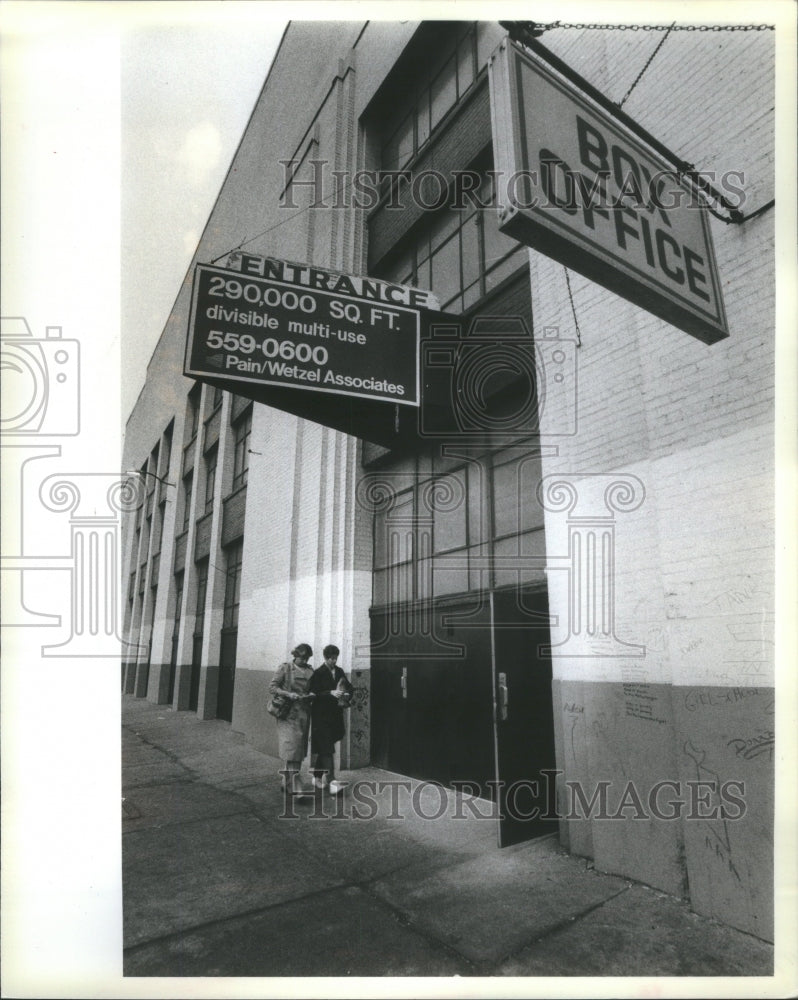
xmin=309 ymin=644 xmax=353 ymax=794
xmin=269 ymin=642 xmax=315 ymax=796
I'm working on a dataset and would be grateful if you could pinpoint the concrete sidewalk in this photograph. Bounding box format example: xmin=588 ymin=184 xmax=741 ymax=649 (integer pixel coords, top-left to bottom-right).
xmin=122 ymin=695 xmax=773 ymax=978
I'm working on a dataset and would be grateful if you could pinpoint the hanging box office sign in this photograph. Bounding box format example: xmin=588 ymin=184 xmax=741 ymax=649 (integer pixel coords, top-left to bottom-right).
xmin=185 ymin=255 xmax=434 ymax=442
xmin=488 ymin=40 xmax=729 ymax=344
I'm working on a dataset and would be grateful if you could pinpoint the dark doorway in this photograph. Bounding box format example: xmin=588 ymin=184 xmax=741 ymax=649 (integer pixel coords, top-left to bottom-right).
xmin=371 ymin=586 xmax=557 ymax=846
xmin=167 ymin=635 xmax=178 ymax=706
xmin=189 ymin=635 xmax=202 ymax=712
xmin=371 ymin=594 xmax=494 ymax=795
xmin=217 ymin=628 xmax=237 ymax=722
xmin=490 ymin=586 xmax=557 ymax=846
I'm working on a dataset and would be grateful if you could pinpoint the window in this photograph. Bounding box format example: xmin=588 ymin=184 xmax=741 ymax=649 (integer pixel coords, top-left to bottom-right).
xmin=160 ymin=427 xmax=172 ymax=482
xmin=372 ymin=468 xmax=473 ymax=606
xmin=182 ymin=473 xmax=193 ymax=532
xmin=232 ymin=408 xmax=252 ymax=491
xmin=170 ymin=571 xmax=184 ymax=671
xmin=186 ymin=386 xmax=201 ymax=442
xmin=155 ymin=499 xmax=166 ymax=553
xmin=370 ymin=446 xmax=544 ymax=607
xmin=380 ymin=23 xmax=476 ymax=171
xmin=223 ymin=541 xmax=244 ymax=630
xmin=194 ymin=560 xmax=209 ymax=637
xmin=135 ymin=477 xmax=144 ymax=528
xmin=376 ymin=168 xmax=525 ymax=312
xmin=373 ymin=487 xmax=415 ymax=606
xmin=174 ymin=573 xmax=184 ymax=621
xmin=212 ymin=386 xmax=224 ymax=411
xmin=173 ymin=573 xmax=184 ymax=637
xmin=204 ymin=447 xmax=218 ymax=514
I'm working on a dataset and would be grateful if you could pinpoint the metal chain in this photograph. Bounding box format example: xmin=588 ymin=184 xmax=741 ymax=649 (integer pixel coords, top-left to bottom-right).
xmin=534 ymin=22 xmax=774 ymax=32
xmin=563 ymin=269 xmax=583 ymax=348
xmin=618 ymin=21 xmax=675 ymax=107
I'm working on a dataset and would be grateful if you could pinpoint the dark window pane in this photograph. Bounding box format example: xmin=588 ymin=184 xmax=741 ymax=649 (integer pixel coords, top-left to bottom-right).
xmin=374 ymin=513 xmax=391 ymax=570
xmin=460 ymin=213 xmax=480 ymax=290
xmin=417 ymin=93 xmax=431 ymax=150
xmin=430 ymin=552 xmax=469 ymax=597
xmin=482 ymin=209 xmax=519 ymax=271
xmin=415 ymin=255 xmax=432 ymax=291
xmin=429 ymin=208 xmax=460 ymax=254
xmin=430 ymin=56 xmax=457 ymax=130
xmin=485 ymin=246 xmax=526 ymax=293
xmin=383 ymin=113 xmax=414 ymax=170
xmin=429 ymin=231 xmax=461 ymax=306
xmin=462 ymin=282 xmax=480 ymax=311
xmin=493 ymin=460 xmax=520 ymax=537
xmin=457 ymin=33 xmax=475 ymax=98
xmin=428 ymin=471 xmax=467 ymax=552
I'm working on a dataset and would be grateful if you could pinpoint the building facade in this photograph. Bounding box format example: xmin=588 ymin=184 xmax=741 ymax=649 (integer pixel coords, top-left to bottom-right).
xmin=122 ymin=21 xmax=775 ymax=940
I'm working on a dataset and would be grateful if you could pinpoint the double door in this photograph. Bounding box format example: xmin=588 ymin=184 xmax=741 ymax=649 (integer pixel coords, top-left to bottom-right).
xmin=371 ymin=586 xmax=556 ymax=846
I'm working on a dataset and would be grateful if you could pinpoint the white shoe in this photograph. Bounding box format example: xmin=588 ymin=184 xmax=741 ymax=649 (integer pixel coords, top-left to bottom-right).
xmin=328 ymin=780 xmax=347 ymax=795
xmin=313 ymin=776 xmax=327 ymax=790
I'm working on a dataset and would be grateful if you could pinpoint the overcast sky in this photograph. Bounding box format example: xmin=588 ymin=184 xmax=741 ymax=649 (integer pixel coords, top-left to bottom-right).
xmin=121 ymin=7 xmax=285 ymax=417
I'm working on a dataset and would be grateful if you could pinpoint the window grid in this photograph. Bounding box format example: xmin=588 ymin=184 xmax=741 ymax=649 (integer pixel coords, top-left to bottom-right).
xmin=381 ymin=24 xmax=476 ymax=172
xmin=380 ymin=171 xmax=524 ymax=313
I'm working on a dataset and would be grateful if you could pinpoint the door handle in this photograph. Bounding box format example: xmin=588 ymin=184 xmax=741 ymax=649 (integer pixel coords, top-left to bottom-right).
xmin=400 ymin=666 xmax=408 ymax=700
xmin=498 ymin=671 xmax=508 ymax=721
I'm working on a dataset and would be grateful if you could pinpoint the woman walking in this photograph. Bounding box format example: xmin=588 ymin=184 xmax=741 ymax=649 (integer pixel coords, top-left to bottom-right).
xmin=269 ymin=643 xmax=315 ymax=796
xmin=309 ymin=644 xmax=353 ymax=794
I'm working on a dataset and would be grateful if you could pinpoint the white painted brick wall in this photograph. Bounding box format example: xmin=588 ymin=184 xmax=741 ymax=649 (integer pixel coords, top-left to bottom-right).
xmin=529 ymin=27 xmax=774 ymax=691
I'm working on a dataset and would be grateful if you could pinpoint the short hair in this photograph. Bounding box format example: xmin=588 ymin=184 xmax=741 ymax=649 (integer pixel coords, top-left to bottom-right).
xmin=323 ymin=644 xmax=340 ymax=658
xmin=291 ymin=643 xmax=313 ymax=658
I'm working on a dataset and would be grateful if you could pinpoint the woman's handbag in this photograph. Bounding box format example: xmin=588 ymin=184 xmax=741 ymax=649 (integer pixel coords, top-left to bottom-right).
xmin=267 ymin=664 xmax=293 ymax=719
xmin=267 ymin=693 xmax=292 ymax=720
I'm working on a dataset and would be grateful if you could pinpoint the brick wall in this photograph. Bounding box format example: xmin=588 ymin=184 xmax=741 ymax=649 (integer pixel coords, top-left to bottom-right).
xmin=528 ymin=26 xmax=774 ymax=938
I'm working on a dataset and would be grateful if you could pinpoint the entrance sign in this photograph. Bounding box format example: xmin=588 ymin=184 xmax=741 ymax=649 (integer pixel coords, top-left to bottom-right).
xmin=489 ymin=40 xmax=729 ymax=344
xmin=185 ymin=261 xmax=420 ymax=406
xmin=232 ymin=251 xmax=439 ymax=311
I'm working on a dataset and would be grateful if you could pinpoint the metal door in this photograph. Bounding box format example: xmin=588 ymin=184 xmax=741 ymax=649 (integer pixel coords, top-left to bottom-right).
xmin=490 ymin=587 xmax=557 ymax=846
xmin=370 ymin=596 xmax=494 ymax=793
